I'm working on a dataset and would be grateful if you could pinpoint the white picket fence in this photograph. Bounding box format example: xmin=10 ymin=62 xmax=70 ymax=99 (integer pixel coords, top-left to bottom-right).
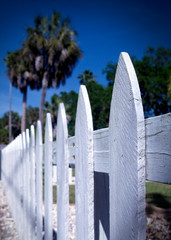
xmin=1 ymin=52 xmax=171 ymax=240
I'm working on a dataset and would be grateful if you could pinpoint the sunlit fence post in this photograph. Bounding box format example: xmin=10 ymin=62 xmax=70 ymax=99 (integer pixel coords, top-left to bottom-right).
xmin=44 ymin=113 xmax=53 ymax=240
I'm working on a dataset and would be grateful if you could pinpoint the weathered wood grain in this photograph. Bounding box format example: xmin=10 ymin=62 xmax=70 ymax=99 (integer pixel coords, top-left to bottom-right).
xmin=109 ymin=52 xmax=146 ymax=240
xmin=56 ymin=103 xmax=69 ymax=240
xmin=75 ymin=85 xmax=94 ymax=240
xmin=44 ymin=114 xmax=53 ymax=240
xmin=36 ymin=120 xmax=43 ymax=240
xmin=146 ymin=113 xmax=171 ymax=183
xmin=50 ymin=112 xmax=171 ymax=185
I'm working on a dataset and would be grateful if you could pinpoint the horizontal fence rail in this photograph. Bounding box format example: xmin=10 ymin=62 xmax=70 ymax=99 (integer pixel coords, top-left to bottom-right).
xmin=51 ymin=112 xmax=171 ymax=183
xmin=1 ymin=52 xmax=171 ymax=240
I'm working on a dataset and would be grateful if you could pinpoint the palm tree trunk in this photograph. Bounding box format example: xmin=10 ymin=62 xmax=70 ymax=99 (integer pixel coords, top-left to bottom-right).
xmin=39 ymin=72 xmax=48 ymax=125
xmin=9 ymin=82 xmax=12 ymax=142
xmin=21 ymin=88 xmax=27 ymax=133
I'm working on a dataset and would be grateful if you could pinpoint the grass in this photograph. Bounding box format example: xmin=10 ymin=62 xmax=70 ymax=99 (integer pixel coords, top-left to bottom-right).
xmin=53 ymin=185 xmax=75 ymax=204
xmin=44 ymin=167 xmax=171 ymax=210
xmin=52 ymin=181 xmax=171 ymax=209
xmin=146 ymin=181 xmax=171 ymax=209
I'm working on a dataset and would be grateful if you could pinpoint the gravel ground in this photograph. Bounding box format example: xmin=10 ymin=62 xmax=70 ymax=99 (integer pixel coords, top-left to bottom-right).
xmin=0 ymin=180 xmax=76 ymax=240
xmin=0 ymin=181 xmax=19 ymax=240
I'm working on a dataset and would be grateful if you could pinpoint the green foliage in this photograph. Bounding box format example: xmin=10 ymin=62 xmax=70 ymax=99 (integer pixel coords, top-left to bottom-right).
xmin=44 ymin=90 xmax=78 ymax=136
xmin=133 ymin=47 xmax=171 ymax=117
xmin=84 ymin=81 xmax=112 ymax=129
xmin=0 ymin=111 xmax=21 ymax=143
xmin=102 ymin=61 xmax=117 ymax=86
xmin=103 ymin=47 xmax=171 ymax=117
xmin=78 ymin=70 xmax=96 ymax=84
xmin=167 ymin=74 xmax=171 ymax=102
xmin=0 ymin=127 xmax=8 ymax=144
xmin=78 ymin=69 xmax=112 ymax=130
xmin=26 ymin=106 xmax=39 ymax=127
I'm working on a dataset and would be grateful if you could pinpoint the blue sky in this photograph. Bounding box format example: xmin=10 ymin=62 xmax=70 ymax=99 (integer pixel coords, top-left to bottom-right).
xmin=0 ymin=0 xmax=171 ymax=117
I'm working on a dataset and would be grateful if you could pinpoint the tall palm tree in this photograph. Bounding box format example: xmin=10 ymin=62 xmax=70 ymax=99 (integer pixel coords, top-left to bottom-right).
xmin=24 ymin=12 xmax=82 ymax=124
xmin=5 ymin=50 xmax=41 ymax=132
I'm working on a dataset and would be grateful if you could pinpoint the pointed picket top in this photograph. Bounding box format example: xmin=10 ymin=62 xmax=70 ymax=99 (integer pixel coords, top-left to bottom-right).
xmin=44 ymin=113 xmax=53 ymax=240
xmin=109 ymin=52 xmax=146 ymax=239
xmin=30 ymin=125 xmax=35 ymax=147
xmin=22 ymin=131 xmax=26 ymax=150
xmin=45 ymin=113 xmax=53 ymax=142
xmin=36 ymin=120 xmax=43 ymax=240
xmin=26 ymin=129 xmax=30 ymax=148
xmin=56 ymin=103 xmax=69 ymax=240
xmin=36 ymin=120 xmax=43 ymax=146
xmin=75 ymin=85 xmax=94 ymax=240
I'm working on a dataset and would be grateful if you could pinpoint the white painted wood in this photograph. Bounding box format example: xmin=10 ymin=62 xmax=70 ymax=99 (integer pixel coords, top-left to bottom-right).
xmin=93 ymin=113 xmax=171 ymax=180
xmin=26 ymin=129 xmax=31 ymax=240
xmin=94 ymin=151 xmax=109 ymax=174
xmin=51 ymin=113 xmax=171 ymax=183
xmin=75 ymin=85 xmax=94 ymax=240
xmin=109 ymin=52 xmax=146 ymax=240
xmin=146 ymin=113 xmax=171 ymax=183
xmin=22 ymin=131 xmax=27 ymax=240
xmin=18 ymin=134 xmax=23 ymax=239
xmin=44 ymin=113 xmax=53 ymax=240
xmin=56 ymin=103 xmax=69 ymax=240
xmin=36 ymin=120 xmax=43 ymax=240
xmin=30 ymin=125 xmax=36 ymax=239
xmin=14 ymin=136 xmax=19 ymax=235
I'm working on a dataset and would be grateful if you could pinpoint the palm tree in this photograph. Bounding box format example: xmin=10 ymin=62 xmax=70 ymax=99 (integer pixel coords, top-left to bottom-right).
xmin=24 ymin=12 xmax=82 ymax=125
xmin=5 ymin=50 xmax=41 ymax=132
xmin=78 ymin=70 xmax=96 ymax=84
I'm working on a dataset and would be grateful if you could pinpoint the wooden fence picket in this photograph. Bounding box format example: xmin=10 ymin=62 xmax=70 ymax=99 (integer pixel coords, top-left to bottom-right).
xmin=75 ymin=85 xmax=94 ymax=240
xmin=14 ymin=136 xmax=19 ymax=235
xmin=21 ymin=131 xmax=27 ymax=240
xmin=26 ymin=129 xmax=31 ymax=240
xmin=109 ymin=52 xmax=146 ymax=240
xmin=18 ymin=134 xmax=23 ymax=239
xmin=56 ymin=103 xmax=69 ymax=240
xmin=36 ymin=120 xmax=43 ymax=240
xmin=30 ymin=125 xmax=36 ymax=239
xmin=44 ymin=113 xmax=53 ymax=240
